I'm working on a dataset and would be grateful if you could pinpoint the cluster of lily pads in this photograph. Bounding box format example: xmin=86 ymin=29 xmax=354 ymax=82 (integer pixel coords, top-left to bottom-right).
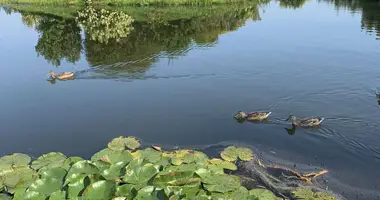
xmin=0 ymin=136 xmax=335 ymax=200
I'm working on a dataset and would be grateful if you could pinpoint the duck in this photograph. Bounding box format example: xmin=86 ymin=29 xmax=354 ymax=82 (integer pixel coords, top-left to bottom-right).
xmin=48 ymin=71 xmax=75 ymax=80
xmin=286 ymin=115 xmax=324 ymax=127
xmin=234 ymin=111 xmax=272 ymax=121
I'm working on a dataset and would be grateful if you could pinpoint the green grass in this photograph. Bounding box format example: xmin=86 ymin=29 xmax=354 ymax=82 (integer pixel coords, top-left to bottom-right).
xmin=0 ymin=0 xmax=257 ymax=5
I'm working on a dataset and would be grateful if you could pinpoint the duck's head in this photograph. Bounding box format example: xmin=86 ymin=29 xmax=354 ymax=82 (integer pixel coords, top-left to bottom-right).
xmin=234 ymin=111 xmax=247 ymax=120
xmin=286 ymin=115 xmax=296 ymax=122
xmin=48 ymin=71 xmax=55 ymax=78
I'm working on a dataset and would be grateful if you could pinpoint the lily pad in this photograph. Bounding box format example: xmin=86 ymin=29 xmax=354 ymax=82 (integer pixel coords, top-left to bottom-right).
xmin=220 ymin=146 xmax=238 ymax=162
xmin=249 ymin=188 xmax=276 ymax=200
xmin=209 ymin=158 xmax=237 ymax=170
xmin=102 ymin=161 xmax=127 ymax=180
xmin=67 ymin=174 xmax=89 ymax=198
xmin=0 ymin=153 xmax=31 ymax=167
xmin=82 ymin=180 xmax=116 ymax=199
xmin=153 ymin=171 xmax=199 ymax=187
xmin=108 ymin=137 xmax=126 ymax=151
xmin=31 ymin=152 xmax=67 ymax=170
xmin=140 ymin=148 xmax=162 ymax=163
xmin=92 ymin=149 xmax=132 ymax=165
xmin=65 ymin=161 xmax=99 ymax=185
xmin=123 ymin=161 xmax=158 ymax=184
xmin=124 ymin=137 xmax=140 ymax=150
xmin=116 ymin=184 xmax=137 ymax=199
xmin=202 ymin=174 xmax=240 ymax=193
xmin=39 ymin=167 xmax=67 ymax=181
xmin=237 ymin=147 xmax=253 ymax=161
xmin=91 ymin=148 xmax=112 ymax=162
xmin=2 ymin=166 xmax=37 ymax=193
xmin=24 ymin=190 xmax=46 ymax=200
xmin=291 ymin=188 xmax=336 ymax=200
xmin=49 ymin=190 xmax=66 ymax=200
xmin=28 ymin=176 xmax=63 ymax=196
xmin=0 ymin=193 xmax=11 ymax=200
xmin=62 ymin=157 xmax=83 ymax=171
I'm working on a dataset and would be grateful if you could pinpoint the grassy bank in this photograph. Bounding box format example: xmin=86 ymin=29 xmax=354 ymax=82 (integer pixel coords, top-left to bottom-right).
xmin=0 ymin=0 xmax=257 ymax=6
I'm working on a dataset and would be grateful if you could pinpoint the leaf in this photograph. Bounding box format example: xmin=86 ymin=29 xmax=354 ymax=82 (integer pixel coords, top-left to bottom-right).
xmin=291 ymin=188 xmax=336 ymax=200
xmin=82 ymin=180 xmax=116 ymax=199
xmin=116 ymin=184 xmax=137 ymax=199
xmin=28 ymin=177 xmax=63 ymax=196
xmin=249 ymin=189 xmax=276 ymax=200
xmin=49 ymin=190 xmax=66 ymax=200
xmin=209 ymin=158 xmax=237 ymax=170
xmin=0 ymin=153 xmax=31 ymax=167
xmin=91 ymin=148 xmax=112 ymax=162
xmin=65 ymin=161 xmax=99 ymax=185
xmin=62 ymin=157 xmax=83 ymax=171
xmin=153 ymin=171 xmax=199 ymax=187
xmin=171 ymin=158 xmax=183 ymax=166
xmin=202 ymin=174 xmax=240 ymax=193
xmin=108 ymin=137 xmax=126 ymax=151
xmin=140 ymin=148 xmax=162 ymax=163
xmin=2 ymin=166 xmax=37 ymax=193
xmin=67 ymin=175 xmax=89 ymax=198
xmin=39 ymin=167 xmax=67 ymax=181
xmin=24 ymin=191 xmax=46 ymax=200
xmin=124 ymin=137 xmax=140 ymax=150
xmin=229 ymin=187 xmax=249 ymax=199
xmin=123 ymin=162 xmax=158 ymax=184
xmin=31 ymin=152 xmax=67 ymax=170
xmin=237 ymin=147 xmax=253 ymax=161
xmin=0 ymin=193 xmax=11 ymax=200
xmin=102 ymin=162 xmax=127 ymax=180
xmin=220 ymin=146 xmax=238 ymax=162
xmin=92 ymin=160 xmax=111 ymax=172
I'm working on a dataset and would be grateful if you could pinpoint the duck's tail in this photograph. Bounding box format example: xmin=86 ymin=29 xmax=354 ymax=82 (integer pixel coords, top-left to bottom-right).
xmin=319 ymin=117 xmax=325 ymax=124
xmin=266 ymin=112 xmax=272 ymax=117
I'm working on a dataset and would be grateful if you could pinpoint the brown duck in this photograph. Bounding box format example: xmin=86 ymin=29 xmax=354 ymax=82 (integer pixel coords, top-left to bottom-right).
xmin=234 ymin=111 xmax=272 ymax=121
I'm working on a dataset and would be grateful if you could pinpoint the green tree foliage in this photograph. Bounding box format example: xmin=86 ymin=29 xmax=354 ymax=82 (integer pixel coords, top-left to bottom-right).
xmin=35 ymin=17 xmax=82 ymax=66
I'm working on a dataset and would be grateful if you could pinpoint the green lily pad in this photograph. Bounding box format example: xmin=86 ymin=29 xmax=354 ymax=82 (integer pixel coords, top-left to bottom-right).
xmin=171 ymin=158 xmax=183 ymax=166
xmin=291 ymin=188 xmax=336 ymax=200
xmin=202 ymin=174 xmax=240 ymax=193
xmin=92 ymin=160 xmax=111 ymax=172
xmin=108 ymin=137 xmax=126 ymax=151
xmin=92 ymin=149 xmax=132 ymax=165
xmin=207 ymin=164 xmax=224 ymax=174
xmin=67 ymin=175 xmax=89 ymax=198
xmin=82 ymin=180 xmax=116 ymax=199
xmin=249 ymin=188 xmax=276 ymax=200
xmin=24 ymin=190 xmax=46 ymax=200
xmin=123 ymin=161 xmax=158 ymax=184
xmin=140 ymin=148 xmax=162 ymax=163
xmin=91 ymin=148 xmax=112 ymax=162
xmin=237 ymin=147 xmax=253 ymax=161
xmin=0 ymin=193 xmax=11 ymax=200
xmin=39 ymin=167 xmax=67 ymax=181
xmin=124 ymin=137 xmax=140 ymax=150
xmin=153 ymin=170 xmax=199 ymax=187
xmin=28 ymin=177 xmax=63 ymax=196
xmin=49 ymin=190 xmax=66 ymax=200
xmin=31 ymin=152 xmax=67 ymax=171
xmin=116 ymin=184 xmax=137 ymax=199
xmin=102 ymin=161 xmax=127 ymax=180
xmin=229 ymin=186 xmax=249 ymax=199
xmin=209 ymin=158 xmax=237 ymax=170
xmin=62 ymin=157 xmax=83 ymax=171
xmin=65 ymin=161 xmax=99 ymax=185
xmin=0 ymin=153 xmax=31 ymax=167
xmin=220 ymin=146 xmax=238 ymax=162
xmin=2 ymin=166 xmax=37 ymax=193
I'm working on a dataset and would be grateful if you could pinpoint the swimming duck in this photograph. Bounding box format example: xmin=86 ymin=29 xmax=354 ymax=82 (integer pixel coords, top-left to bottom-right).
xmin=234 ymin=111 xmax=272 ymax=121
xmin=48 ymin=71 xmax=75 ymax=80
xmin=286 ymin=115 xmax=324 ymax=127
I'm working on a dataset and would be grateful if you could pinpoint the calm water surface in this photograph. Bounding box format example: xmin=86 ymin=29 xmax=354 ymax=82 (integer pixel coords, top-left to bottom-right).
xmin=1 ymin=0 xmax=380 ymax=199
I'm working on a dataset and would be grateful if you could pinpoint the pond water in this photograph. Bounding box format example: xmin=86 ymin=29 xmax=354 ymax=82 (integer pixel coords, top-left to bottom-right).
xmin=1 ymin=0 xmax=380 ymax=199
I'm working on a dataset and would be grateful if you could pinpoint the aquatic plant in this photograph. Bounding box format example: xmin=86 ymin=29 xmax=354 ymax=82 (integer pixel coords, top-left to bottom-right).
xmin=0 ymin=136 xmax=337 ymax=199
xmin=76 ymin=7 xmax=134 ymax=44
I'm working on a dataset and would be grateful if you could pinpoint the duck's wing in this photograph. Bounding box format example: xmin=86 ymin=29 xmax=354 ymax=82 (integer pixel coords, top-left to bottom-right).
xmin=300 ymin=118 xmax=323 ymax=126
xmin=248 ymin=112 xmax=271 ymax=118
